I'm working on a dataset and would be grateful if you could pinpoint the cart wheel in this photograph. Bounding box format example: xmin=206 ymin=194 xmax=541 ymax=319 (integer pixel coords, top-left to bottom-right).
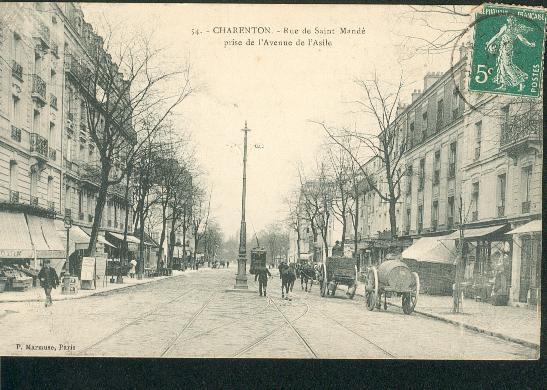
xmin=402 ymin=272 xmax=420 ymax=314
xmin=365 ymin=267 xmax=378 ymax=311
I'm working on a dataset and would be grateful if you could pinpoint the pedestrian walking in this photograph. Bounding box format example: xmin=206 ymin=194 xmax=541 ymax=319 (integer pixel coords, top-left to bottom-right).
xmin=227 ymin=261 xmax=229 ymax=268
xmin=255 ymin=266 xmax=272 ymax=297
xmin=129 ymin=259 xmax=137 ymax=278
xmin=38 ymin=260 xmax=60 ymax=307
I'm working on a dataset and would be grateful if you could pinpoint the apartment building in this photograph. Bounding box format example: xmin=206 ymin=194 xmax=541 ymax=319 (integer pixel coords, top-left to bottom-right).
xmin=0 ymin=3 xmax=138 ymax=275
xmin=358 ymin=50 xmax=542 ymax=307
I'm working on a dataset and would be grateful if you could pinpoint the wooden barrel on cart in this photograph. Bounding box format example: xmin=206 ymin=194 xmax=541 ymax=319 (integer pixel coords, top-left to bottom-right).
xmin=376 ymin=260 xmax=413 ymax=291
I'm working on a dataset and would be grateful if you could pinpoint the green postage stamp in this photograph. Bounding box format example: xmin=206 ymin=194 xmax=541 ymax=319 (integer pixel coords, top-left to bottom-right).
xmin=469 ymin=4 xmax=546 ymax=98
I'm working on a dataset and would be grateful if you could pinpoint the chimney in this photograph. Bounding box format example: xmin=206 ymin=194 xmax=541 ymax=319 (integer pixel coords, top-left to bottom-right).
xmin=424 ymin=71 xmax=442 ymax=90
xmin=411 ymin=89 xmax=422 ymax=103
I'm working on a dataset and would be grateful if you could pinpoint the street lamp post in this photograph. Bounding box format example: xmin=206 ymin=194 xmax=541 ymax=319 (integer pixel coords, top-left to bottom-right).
xmin=234 ymin=121 xmax=250 ymax=289
xmin=61 ymin=215 xmax=74 ymax=295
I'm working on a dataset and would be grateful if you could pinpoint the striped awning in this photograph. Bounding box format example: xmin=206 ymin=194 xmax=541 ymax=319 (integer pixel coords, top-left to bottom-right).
xmin=0 ymin=211 xmax=33 ymax=258
xmin=27 ymin=215 xmax=65 ymax=258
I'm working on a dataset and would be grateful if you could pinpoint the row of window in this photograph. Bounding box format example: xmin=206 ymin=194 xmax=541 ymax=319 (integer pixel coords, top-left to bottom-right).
xmin=403 ymin=166 xmax=533 ymax=234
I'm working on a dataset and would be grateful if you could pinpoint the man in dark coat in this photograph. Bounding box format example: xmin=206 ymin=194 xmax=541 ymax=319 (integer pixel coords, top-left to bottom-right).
xmin=255 ymin=266 xmax=272 ymax=297
xmin=38 ymin=260 xmax=60 ymax=307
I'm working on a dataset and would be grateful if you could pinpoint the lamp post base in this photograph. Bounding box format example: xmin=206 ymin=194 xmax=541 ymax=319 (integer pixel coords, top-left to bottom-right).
xmin=234 ymin=274 xmax=248 ymax=289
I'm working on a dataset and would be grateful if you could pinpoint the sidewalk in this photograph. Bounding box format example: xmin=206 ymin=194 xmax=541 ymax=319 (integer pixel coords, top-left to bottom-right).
xmin=0 ymin=270 xmax=193 ymax=303
xmin=390 ymin=294 xmax=540 ymax=349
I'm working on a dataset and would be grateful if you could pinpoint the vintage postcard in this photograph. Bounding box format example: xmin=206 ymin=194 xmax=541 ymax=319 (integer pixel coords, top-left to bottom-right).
xmin=0 ymin=2 xmax=542 ymax=360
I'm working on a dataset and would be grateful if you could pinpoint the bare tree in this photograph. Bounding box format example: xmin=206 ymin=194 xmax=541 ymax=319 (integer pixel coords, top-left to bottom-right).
xmin=73 ymin=28 xmax=193 ymax=256
xmin=284 ymin=192 xmax=302 ymax=262
xmin=315 ymin=74 xmax=408 ymax=238
xmin=191 ymin=188 xmax=211 ymax=268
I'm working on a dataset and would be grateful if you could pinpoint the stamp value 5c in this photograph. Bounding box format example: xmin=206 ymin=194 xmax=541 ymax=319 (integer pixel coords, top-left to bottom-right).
xmin=469 ymin=4 xmax=546 ymax=98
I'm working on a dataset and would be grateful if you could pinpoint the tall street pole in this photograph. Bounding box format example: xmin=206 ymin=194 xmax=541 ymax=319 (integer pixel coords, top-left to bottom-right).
xmin=235 ymin=121 xmax=250 ymax=289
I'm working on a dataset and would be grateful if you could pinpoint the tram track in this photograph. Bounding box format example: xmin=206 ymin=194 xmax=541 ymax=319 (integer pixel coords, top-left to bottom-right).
xmin=233 ymin=298 xmax=318 ymax=358
xmin=319 ymin=303 xmax=397 ymax=358
xmin=77 ymin=282 xmax=206 ymax=356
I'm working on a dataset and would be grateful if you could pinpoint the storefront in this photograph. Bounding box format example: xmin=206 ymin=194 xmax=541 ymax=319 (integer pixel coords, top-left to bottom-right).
xmin=507 ymin=219 xmax=541 ymax=308
xmin=442 ymin=224 xmax=511 ymax=304
xmin=402 ymin=236 xmax=456 ymax=295
xmin=0 ymin=211 xmax=66 ymax=291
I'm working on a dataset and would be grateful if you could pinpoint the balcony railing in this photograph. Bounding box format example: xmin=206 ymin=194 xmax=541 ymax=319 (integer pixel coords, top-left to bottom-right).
xmin=500 ymin=110 xmax=542 ymax=155
xmin=50 ymin=94 xmax=58 ymax=109
xmin=78 ymin=212 xmax=84 ymax=221
xmin=30 ymin=133 xmax=49 ymax=160
xmin=30 ymin=134 xmax=47 ymax=156
xmin=48 ymin=201 xmax=55 ymax=212
xmin=472 ymin=211 xmax=478 ymax=221
xmin=49 ymin=148 xmax=57 ymax=161
xmin=522 ymin=201 xmax=531 ymax=214
xmin=497 ymin=205 xmax=505 ymax=217
xmin=9 ymin=191 xmax=20 ymax=203
xmin=30 ymin=196 xmax=39 ymax=207
xmin=12 ymin=60 xmax=23 ymax=81
xmin=63 ymin=159 xmax=80 ymax=177
xmin=11 ymin=126 xmax=22 ymax=142
xmin=31 ymin=74 xmax=47 ymax=103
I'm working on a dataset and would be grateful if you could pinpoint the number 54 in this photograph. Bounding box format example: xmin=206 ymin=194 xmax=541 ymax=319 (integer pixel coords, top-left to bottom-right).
xmin=475 ymin=65 xmax=493 ymax=84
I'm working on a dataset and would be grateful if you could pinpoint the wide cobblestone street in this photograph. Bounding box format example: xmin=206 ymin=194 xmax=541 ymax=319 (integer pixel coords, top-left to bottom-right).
xmin=0 ymin=268 xmax=538 ymax=359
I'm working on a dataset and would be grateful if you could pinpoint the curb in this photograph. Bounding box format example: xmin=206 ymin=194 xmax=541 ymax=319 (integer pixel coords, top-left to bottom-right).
xmin=0 ymin=274 xmax=182 ymax=304
xmin=389 ymin=302 xmax=540 ymax=350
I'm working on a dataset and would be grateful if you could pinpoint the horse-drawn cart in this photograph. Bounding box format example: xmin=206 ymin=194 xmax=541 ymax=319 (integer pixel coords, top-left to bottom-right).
xmin=364 ymin=259 xmax=420 ymax=314
xmin=319 ymin=257 xmax=357 ymax=299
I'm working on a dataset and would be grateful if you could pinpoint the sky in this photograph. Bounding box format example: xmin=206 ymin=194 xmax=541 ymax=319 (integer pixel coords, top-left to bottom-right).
xmin=81 ymin=4 xmax=470 ymax=238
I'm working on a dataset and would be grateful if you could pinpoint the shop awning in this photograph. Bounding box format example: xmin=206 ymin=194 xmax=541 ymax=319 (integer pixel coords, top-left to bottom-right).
xmin=109 ymin=232 xmax=140 ymax=244
xmin=507 ymin=220 xmax=542 ymax=235
xmin=441 ymin=224 xmax=508 ymax=240
xmin=402 ymin=236 xmax=456 ymax=265
xmin=0 ymin=211 xmax=34 ymax=258
xmin=55 ymin=221 xmax=93 ymax=254
xmin=27 ymin=215 xmax=65 ymax=258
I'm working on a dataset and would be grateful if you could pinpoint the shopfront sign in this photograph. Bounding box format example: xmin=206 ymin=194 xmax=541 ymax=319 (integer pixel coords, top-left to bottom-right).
xmin=0 ymin=249 xmax=33 ymax=258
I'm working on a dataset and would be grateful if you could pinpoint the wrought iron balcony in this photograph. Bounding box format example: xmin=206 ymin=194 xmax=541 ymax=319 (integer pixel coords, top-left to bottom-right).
xmin=31 ymin=74 xmax=47 ymax=103
xmin=9 ymin=191 xmax=20 ymax=203
xmin=497 ymin=205 xmax=505 ymax=217
xmin=12 ymin=60 xmax=23 ymax=81
xmin=50 ymin=94 xmax=58 ymax=109
xmin=49 ymin=148 xmax=56 ymax=161
xmin=11 ymin=126 xmax=22 ymax=142
xmin=48 ymin=201 xmax=55 ymax=212
xmin=30 ymin=196 xmax=39 ymax=207
xmin=522 ymin=201 xmax=531 ymax=214
xmin=500 ymin=110 xmax=542 ymax=158
xmin=433 ymin=170 xmax=440 ymax=185
xmin=30 ymin=133 xmax=49 ymax=160
xmin=81 ymin=163 xmax=101 ymax=186
xmin=63 ymin=158 xmax=80 ymax=177
xmin=472 ymin=211 xmax=478 ymax=221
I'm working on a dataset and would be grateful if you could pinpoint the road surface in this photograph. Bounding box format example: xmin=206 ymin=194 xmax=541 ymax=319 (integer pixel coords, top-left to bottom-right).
xmin=0 ymin=268 xmax=537 ymax=359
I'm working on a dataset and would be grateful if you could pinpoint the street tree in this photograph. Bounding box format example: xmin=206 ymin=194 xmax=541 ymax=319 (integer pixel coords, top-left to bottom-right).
xmin=75 ymin=28 xmax=193 ymax=256
xmin=315 ymin=74 xmax=408 ymax=239
xmin=284 ymin=191 xmax=302 ymax=262
xmin=191 ymin=187 xmax=211 ymax=267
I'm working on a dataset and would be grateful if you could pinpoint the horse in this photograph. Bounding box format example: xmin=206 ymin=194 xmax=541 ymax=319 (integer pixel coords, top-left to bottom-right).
xmin=300 ymin=264 xmax=317 ymax=292
xmin=280 ymin=263 xmax=297 ymax=299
